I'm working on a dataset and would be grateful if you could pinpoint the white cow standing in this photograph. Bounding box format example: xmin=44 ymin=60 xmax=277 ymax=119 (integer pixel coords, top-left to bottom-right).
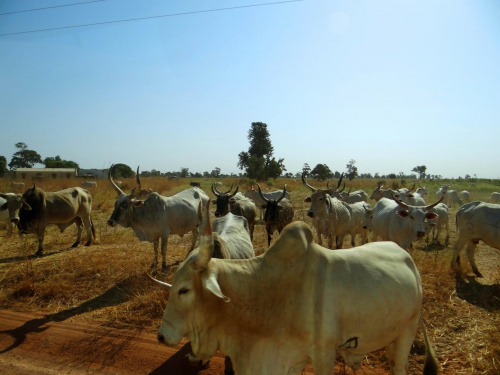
xmin=436 ymin=185 xmax=461 ymax=207
xmin=452 ymin=201 xmax=500 ymax=277
xmin=150 ymin=217 xmax=439 ymax=375
xmin=367 ymin=196 xmax=443 ymax=250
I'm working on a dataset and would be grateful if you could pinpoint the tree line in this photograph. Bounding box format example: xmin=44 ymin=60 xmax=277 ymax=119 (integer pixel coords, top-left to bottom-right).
xmin=1 ymin=125 xmax=443 ymax=181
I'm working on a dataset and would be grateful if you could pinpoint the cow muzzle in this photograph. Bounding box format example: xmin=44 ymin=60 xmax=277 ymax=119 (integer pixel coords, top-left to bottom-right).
xmin=107 ymin=220 xmax=117 ymax=227
xmin=417 ymin=231 xmax=426 ymax=238
xmin=10 ymin=217 xmax=19 ymax=223
xmin=307 ymin=211 xmax=314 ymax=218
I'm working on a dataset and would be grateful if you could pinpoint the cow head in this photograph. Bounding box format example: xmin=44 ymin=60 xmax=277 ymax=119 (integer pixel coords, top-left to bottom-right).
xmin=150 ymin=201 xmax=229 ymax=361
xmin=257 ymin=184 xmax=287 ymax=224
xmin=107 ymin=164 xmax=147 ymax=227
xmin=0 ymin=193 xmax=31 ymax=224
xmin=211 ymin=183 xmax=238 ymax=217
xmin=362 ymin=204 xmax=373 ymax=230
xmin=392 ymin=195 xmax=442 ymax=238
xmin=18 ymin=185 xmax=45 ymax=234
xmin=303 ymin=173 xmax=343 ymax=219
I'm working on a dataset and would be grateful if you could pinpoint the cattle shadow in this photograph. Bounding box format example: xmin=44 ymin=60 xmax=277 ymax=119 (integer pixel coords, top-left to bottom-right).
xmin=0 ymin=276 xmax=136 ymax=354
xmin=0 ymin=245 xmax=80 ymax=264
xmin=455 ymin=275 xmax=500 ymax=311
xmin=150 ymin=342 xmax=203 ymax=375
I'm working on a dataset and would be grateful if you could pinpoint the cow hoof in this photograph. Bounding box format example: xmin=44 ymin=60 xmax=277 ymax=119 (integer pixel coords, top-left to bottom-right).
xmin=71 ymin=242 xmax=80 ymax=248
xmin=161 ymin=263 xmax=167 ymax=270
xmin=34 ymin=250 xmax=43 ymax=257
xmin=84 ymin=241 xmax=91 ymax=247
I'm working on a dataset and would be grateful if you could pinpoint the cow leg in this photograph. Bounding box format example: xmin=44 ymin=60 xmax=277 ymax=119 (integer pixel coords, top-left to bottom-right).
xmin=81 ymin=215 xmax=93 ymax=246
xmin=451 ymin=236 xmax=467 ymax=273
xmin=160 ymin=236 xmax=169 ymax=270
xmin=150 ymin=239 xmax=160 ymax=269
xmin=188 ymin=228 xmax=197 ymax=253
xmin=385 ymin=322 xmax=417 ymax=375
xmin=466 ymin=240 xmax=482 ymax=277
xmin=35 ymin=224 xmax=47 ymax=256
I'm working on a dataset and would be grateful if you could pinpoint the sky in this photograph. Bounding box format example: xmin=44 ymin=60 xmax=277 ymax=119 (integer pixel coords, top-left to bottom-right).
xmin=1 ymin=0 xmax=499 ymax=179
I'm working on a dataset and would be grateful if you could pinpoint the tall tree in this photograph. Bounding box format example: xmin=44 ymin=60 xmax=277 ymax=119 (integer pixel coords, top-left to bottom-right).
xmin=110 ymin=163 xmax=134 ymax=178
xmin=237 ymin=122 xmax=285 ymax=180
xmin=412 ymin=165 xmax=427 ymax=180
xmin=346 ymin=159 xmax=358 ymax=181
xmin=43 ymin=155 xmax=79 ymax=169
xmin=310 ymin=164 xmax=333 ymax=181
xmin=8 ymin=142 xmax=42 ymax=170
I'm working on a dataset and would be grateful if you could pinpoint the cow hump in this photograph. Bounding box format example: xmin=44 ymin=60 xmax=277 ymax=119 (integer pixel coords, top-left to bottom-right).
xmin=264 ymin=221 xmax=313 ymax=262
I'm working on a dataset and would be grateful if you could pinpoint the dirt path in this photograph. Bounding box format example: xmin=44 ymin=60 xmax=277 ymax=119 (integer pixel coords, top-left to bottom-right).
xmin=0 ymin=309 xmax=229 ymax=375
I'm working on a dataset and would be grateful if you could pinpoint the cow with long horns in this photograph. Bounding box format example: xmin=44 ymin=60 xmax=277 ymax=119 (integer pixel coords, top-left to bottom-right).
xmin=107 ymin=164 xmax=209 ymax=269
xmin=257 ymin=184 xmax=294 ymax=246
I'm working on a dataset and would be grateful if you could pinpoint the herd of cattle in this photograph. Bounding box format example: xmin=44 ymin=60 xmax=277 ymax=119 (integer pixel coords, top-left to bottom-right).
xmin=1 ymin=168 xmax=500 ymax=374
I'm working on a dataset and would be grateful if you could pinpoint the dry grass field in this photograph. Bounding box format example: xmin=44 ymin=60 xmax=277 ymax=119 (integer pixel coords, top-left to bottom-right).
xmin=0 ymin=176 xmax=499 ymax=374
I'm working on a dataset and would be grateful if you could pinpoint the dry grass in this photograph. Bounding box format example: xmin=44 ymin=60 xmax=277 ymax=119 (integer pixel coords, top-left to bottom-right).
xmin=0 ymin=177 xmax=499 ymax=374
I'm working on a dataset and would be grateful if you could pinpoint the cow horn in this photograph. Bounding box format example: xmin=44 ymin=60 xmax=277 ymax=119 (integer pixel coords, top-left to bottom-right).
xmin=211 ymin=183 xmax=220 ymax=197
xmin=147 ymin=273 xmax=172 ymax=290
xmin=409 ymin=182 xmax=416 ymax=192
xmin=213 ymin=183 xmax=233 ymax=195
xmin=392 ymin=194 xmax=409 ymax=210
xmin=425 ymin=196 xmax=444 ymax=211
xmin=194 ymin=201 xmax=213 ymax=270
xmin=277 ymin=185 xmax=287 ymax=203
xmin=136 ymin=166 xmax=142 ymax=191
xmin=302 ymin=172 xmax=316 ymax=192
xmin=108 ymin=164 xmax=125 ymax=196
xmin=256 ymin=184 xmax=269 ymax=203
xmin=338 ymin=181 xmax=346 ymax=193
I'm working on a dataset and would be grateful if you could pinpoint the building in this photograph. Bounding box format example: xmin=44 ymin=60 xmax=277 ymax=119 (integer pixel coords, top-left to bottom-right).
xmin=13 ymin=168 xmax=77 ymax=180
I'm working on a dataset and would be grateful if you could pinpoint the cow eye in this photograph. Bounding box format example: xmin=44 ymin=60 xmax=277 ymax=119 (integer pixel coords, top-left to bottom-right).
xmin=178 ymin=287 xmax=189 ymax=296
xmin=120 ymin=203 xmax=127 ymax=210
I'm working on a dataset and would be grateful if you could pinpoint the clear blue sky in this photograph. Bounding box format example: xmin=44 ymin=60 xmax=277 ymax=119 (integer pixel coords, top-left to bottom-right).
xmin=1 ymin=0 xmax=499 ymax=178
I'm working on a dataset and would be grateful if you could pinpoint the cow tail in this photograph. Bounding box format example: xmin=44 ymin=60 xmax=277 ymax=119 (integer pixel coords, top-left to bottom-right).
xmin=420 ymin=316 xmax=439 ymax=375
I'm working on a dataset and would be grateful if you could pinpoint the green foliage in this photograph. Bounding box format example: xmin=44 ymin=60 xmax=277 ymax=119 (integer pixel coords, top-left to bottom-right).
xmin=346 ymin=159 xmax=358 ymax=181
xmin=8 ymin=142 xmax=42 ymax=170
xmin=412 ymin=165 xmax=427 ymax=180
xmin=237 ymin=122 xmax=286 ymax=181
xmin=43 ymin=155 xmax=79 ymax=169
xmin=111 ymin=163 xmax=135 ymax=178
xmin=310 ymin=164 xmax=333 ymax=181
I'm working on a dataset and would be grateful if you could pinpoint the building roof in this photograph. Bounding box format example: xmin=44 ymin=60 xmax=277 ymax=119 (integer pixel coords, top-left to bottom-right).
xmin=16 ymin=168 xmax=76 ymax=173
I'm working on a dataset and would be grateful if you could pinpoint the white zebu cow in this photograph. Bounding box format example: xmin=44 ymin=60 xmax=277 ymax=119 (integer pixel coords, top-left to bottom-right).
xmin=368 ymin=196 xmax=443 ymax=250
xmin=150 ymin=219 xmax=439 ymax=375
xmin=244 ymin=185 xmax=290 ymax=220
xmin=416 ymin=185 xmax=428 ymax=197
xmin=369 ymin=182 xmax=398 ymax=201
xmin=81 ymin=181 xmax=97 ymax=188
xmin=424 ymin=203 xmax=450 ymax=243
xmin=436 ymin=185 xmax=461 ymax=207
xmin=459 ymin=190 xmax=470 ymax=202
xmin=452 ymin=201 xmax=500 ymax=277
xmin=187 ymin=203 xmax=255 ymax=373
xmin=347 ymin=201 xmax=371 ymax=245
xmin=337 ymin=186 xmax=368 ymax=204
xmin=491 ymin=192 xmax=500 ymax=203
xmin=397 ymin=189 xmax=426 ymax=206
xmin=302 ymin=173 xmax=353 ymax=249
xmin=107 ymin=164 xmax=209 ymax=269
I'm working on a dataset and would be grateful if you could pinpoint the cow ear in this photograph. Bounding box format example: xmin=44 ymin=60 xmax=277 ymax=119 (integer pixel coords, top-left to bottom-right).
xmin=203 ymin=272 xmax=230 ymax=302
xmin=0 ymin=203 xmax=7 ymax=211
xmin=22 ymin=202 xmax=32 ymax=211
xmin=425 ymin=212 xmax=438 ymax=220
xmin=304 ymin=197 xmax=311 ymax=203
xmin=260 ymin=204 xmax=267 ymax=209
xmin=396 ymin=210 xmax=409 ymax=217
xmin=211 ymin=199 xmax=217 ymax=204
xmin=131 ymin=200 xmax=144 ymax=207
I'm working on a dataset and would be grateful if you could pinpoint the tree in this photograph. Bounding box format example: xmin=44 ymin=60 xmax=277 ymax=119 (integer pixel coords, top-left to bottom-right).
xmin=412 ymin=165 xmax=427 ymax=180
xmin=43 ymin=155 xmax=79 ymax=169
xmin=8 ymin=142 xmax=42 ymax=170
xmin=0 ymin=156 xmax=7 ymax=177
xmin=211 ymin=167 xmax=221 ymax=178
xmin=237 ymin=122 xmax=285 ymax=180
xmin=310 ymin=164 xmax=333 ymax=181
xmin=302 ymin=163 xmax=311 ymax=176
xmin=110 ymin=163 xmax=134 ymax=178
xmin=346 ymin=159 xmax=358 ymax=181
xmin=180 ymin=167 xmax=189 ymax=178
